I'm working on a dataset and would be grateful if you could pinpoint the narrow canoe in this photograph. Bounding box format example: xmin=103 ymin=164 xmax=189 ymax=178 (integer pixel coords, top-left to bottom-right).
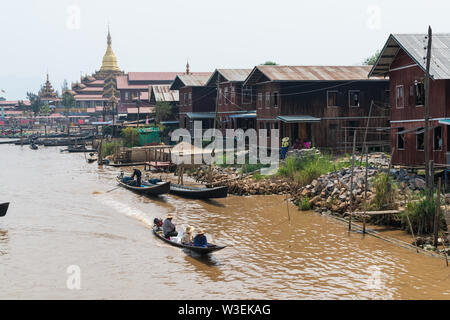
xmin=152 ymin=227 xmax=226 ymax=254
xmin=0 ymin=203 xmax=9 ymax=217
xmin=116 ymin=177 xmax=170 ymax=196
xmin=169 ymin=184 xmax=228 ymax=199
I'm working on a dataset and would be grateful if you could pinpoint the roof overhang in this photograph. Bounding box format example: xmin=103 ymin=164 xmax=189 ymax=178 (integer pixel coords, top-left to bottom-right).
xmin=229 ymin=112 xmax=257 ymax=119
xmin=186 ymin=112 xmax=216 ymax=120
xmin=277 ymin=115 xmax=321 ymax=123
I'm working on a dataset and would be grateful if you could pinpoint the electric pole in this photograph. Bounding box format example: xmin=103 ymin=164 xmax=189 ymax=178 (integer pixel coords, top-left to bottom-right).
xmin=424 ymin=26 xmax=432 ymax=189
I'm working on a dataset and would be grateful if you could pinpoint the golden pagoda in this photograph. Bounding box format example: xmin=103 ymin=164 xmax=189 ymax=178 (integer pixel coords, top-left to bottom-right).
xmin=100 ymin=27 xmax=120 ymax=72
xmin=91 ymin=28 xmax=124 ymax=80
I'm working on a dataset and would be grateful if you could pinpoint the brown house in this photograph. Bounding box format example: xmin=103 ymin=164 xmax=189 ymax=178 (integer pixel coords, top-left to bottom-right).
xmin=169 ymin=73 xmax=214 ymax=133
xmin=243 ymin=65 xmax=390 ymax=150
xmin=370 ymin=33 xmax=450 ymax=167
xmin=117 ymin=72 xmax=180 ymax=116
xmin=149 ymin=85 xmax=180 ymax=125
xmin=205 ymin=69 xmax=255 ymax=133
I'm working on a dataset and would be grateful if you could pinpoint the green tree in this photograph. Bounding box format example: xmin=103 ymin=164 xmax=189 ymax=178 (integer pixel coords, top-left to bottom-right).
xmin=120 ymin=127 xmax=140 ymax=147
xmin=364 ymin=50 xmax=381 ymax=65
xmin=155 ymin=102 xmax=172 ymax=123
xmin=26 ymin=92 xmax=42 ymax=116
xmin=261 ymin=61 xmax=278 ymax=65
xmin=62 ymin=91 xmax=76 ymax=114
xmin=40 ymin=103 xmax=51 ymax=116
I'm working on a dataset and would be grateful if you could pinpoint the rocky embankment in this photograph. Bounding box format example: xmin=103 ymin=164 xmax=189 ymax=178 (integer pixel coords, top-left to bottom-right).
xmin=292 ymin=166 xmax=426 ymax=215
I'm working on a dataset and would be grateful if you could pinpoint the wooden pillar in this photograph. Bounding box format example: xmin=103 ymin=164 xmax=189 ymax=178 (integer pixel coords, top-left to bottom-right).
xmin=434 ymin=177 xmax=441 ymax=247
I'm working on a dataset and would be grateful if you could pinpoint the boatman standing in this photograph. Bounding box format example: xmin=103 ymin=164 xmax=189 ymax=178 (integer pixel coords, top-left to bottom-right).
xmin=131 ymin=167 xmax=142 ymax=187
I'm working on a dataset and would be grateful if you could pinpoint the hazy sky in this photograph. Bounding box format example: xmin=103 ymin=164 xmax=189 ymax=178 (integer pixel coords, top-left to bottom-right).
xmin=1 ymin=0 xmax=449 ymax=99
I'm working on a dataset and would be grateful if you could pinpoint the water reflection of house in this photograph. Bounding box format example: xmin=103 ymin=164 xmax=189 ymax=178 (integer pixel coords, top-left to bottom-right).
xmin=205 ymin=69 xmax=255 ymax=134
xmin=243 ymin=65 xmax=389 ymax=151
xmin=370 ymin=33 xmax=450 ymax=168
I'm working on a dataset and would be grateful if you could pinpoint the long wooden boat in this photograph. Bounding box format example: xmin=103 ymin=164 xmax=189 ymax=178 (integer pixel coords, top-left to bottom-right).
xmin=0 ymin=203 xmax=9 ymax=217
xmin=116 ymin=177 xmax=170 ymax=196
xmin=169 ymin=184 xmax=228 ymax=199
xmin=62 ymin=147 xmax=97 ymax=153
xmin=152 ymin=227 xmax=226 ymax=254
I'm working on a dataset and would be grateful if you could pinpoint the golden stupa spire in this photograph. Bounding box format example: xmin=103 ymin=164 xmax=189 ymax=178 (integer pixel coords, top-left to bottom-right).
xmin=186 ymin=60 xmax=190 ymax=75
xmin=100 ymin=26 xmax=120 ymax=72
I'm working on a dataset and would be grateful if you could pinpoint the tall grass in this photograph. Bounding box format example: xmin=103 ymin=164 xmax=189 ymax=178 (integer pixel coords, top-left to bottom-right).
xmin=278 ymin=154 xmax=343 ymax=186
xmin=402 ymin=190 xmax=446 ymax=235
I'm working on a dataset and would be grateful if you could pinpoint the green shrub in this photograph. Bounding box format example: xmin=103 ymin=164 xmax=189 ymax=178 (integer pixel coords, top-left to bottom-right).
xmin=102 ymin=140 xmax=124 ymax=157
xmin=299 ymin=197 xmax=311 ymax=211
xmin=278 ymin=154 xmax=341 ymax=186
xmin=120 ymin=127 xmax=139 ymax=147
xmin=402 ymin=190 xmax=446 ymax=235
xmin=370 ymin=173 xmax=397 ymax=210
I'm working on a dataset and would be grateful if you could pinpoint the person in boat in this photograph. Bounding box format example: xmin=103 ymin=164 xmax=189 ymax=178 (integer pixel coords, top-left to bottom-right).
xmin=130 ymin=167 xmax=142 ymax=187
xmin=181 ymin=226 xmax=195 ymax=245
xmin=193 ymin=229 xmax=209 ymax=248
xmin=163 ymin=214 xmax=178 ymax=238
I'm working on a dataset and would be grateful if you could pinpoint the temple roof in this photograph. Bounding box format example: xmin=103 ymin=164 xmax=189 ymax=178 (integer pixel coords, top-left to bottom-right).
xmin=39 ymin=74 xmax=58 ymax=99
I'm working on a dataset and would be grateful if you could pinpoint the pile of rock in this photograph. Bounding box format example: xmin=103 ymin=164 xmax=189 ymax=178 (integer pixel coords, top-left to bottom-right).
xmin=227 ymin=177 xmax=291 ymax=196
xmin=293 ymin=167 xmax=381 ymax=214
xmin=189 ymin=165 xmax=291 ymax=196
xmin=390 ymin=168 xmax=426 ymax=190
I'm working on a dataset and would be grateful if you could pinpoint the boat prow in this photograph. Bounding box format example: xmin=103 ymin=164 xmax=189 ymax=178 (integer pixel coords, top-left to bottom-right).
xmin=0 ymin=202 xmax=10 ymax=217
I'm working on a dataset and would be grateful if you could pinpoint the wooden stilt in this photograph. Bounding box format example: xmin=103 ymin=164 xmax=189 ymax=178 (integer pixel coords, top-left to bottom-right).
xmin=349 ymin=133 xmax=357 ymax=231
xmin=434 ymin=177 xmax=441 ymax=247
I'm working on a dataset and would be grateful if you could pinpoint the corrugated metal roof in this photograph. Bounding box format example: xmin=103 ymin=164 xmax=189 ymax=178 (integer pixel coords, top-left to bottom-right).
xmin=244 ymin=66 xmax=383 ymax=86
xmin=370 ymin=33 xmax=450 ymax=79
xmin=128 ymin=72 xmax=180 ymax=82
xmin=150 ymin=85 xmax=179 ymax=102
xmin=170 ymin=73 xmax=212 ymax=90
xmin=277 ymin=115 xmax=321 ymax=123
xmin=186 ymin=112 xmax=216 ymax=119
xmin=206 ymin=69 xmax=253 ymax=86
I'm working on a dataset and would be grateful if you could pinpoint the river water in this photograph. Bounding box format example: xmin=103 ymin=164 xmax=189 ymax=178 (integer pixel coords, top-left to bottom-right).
xmin=0 ymin=142 xmax=449 ymax=300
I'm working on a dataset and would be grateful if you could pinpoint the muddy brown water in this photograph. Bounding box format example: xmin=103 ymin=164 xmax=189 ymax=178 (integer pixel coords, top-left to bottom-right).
xmin=0 ymin=142 xmax=449 ymax=299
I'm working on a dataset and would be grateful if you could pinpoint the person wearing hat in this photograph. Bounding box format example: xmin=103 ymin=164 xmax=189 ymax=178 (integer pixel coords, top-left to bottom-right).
xmin=193 ymin=229 xmax=209 ymax=248
xmin=162 ymin=214 xmax=177 ymax=238
xmin=181 ymin=226 xmax=195 ymax=245
xmin=130 ymin=166 xmax=142 ymax=187
xmin=281 ymin=137 xmax=290 ymax=159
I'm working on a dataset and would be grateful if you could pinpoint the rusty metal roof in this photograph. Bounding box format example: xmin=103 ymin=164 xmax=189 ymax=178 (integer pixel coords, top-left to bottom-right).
xmin=150 ymin=85 xmax=179 ymax=102
xmin=370 ymin=33 xmax=450 ymax=79
xmin=244 ymin=65 xmax=381 ymax=86
xmin=206 ymin=69 xmax=253 ymax=86
xmin=170 ymin=73 xmax=212 ymax=90
xmin=128 ymin=72 xmax=180 ymax=82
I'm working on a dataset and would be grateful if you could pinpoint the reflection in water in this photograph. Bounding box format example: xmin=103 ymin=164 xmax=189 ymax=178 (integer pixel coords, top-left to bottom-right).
xmin=0 ymin=229 xmax=9 ymax=256
xmin=0 ymin=143 xmax=449 ymax=299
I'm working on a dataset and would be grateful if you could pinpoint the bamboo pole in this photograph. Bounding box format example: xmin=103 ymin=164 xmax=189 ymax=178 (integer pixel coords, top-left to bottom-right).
xmin=349 ymin=133 xmax=357 ymax=231
xmin=434 ymin=177 xmax=441 ymax=247
xmin=363 ymin=146 xmax=369 ymax=234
